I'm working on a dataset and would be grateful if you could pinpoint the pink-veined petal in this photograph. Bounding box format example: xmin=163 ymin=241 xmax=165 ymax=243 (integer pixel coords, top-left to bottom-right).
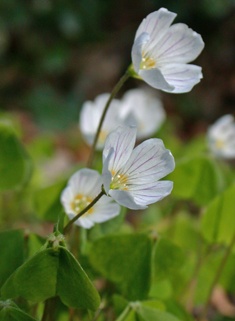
xmin=149 ymin=23 xmax=204 ymax=65
xmin=135 ymin=8 xmax=176 ymax=43
xmin=120 ymin=138 xmax=175 ymax=184
xmin=132 ymin=32 xmax=150 ymax=72
xmin=160 ymin=63 xmax=203 ymax=93
xmin=102 ymin=126 xmax=137 ymax=174
xmin=130 ymin=180 xmax=173 ymax=206
xmin=109 ymin=189 xmax=147 ymax=210
xmin=139 ymin=68 xmax=174 ymax=92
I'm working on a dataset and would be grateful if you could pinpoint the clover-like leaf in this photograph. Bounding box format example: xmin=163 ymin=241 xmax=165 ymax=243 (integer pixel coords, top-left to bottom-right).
xmin=1 ymin=236 xmax=100 ymax=311
xmin=89 ymin=234 xmax=152 ymax=301
xmin=0 ymin=121 xmax=32 ymax=191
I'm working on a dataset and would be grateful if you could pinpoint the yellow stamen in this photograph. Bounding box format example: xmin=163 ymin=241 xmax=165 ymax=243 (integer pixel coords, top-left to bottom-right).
xmin=71 ymin=194 xmax=93 ymax=214
xmin=140 ymin=52 xmax=156 ymax=70
xmin=215 ymin=139 xmax=225 ymax=149
xmin=110 ymin=170 xmax=129 ymax=191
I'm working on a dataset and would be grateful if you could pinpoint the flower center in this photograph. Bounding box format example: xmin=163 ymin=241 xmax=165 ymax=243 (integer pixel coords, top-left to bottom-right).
xmin=139 ymin=52 xmax=155 ymax=70
xmin=215 ymin=139 xmax=225 ymax=149
xmin=71 ymin=194 xmax=93 ymax=214
xmin=110 ymin=170 xmax=129 ymax=191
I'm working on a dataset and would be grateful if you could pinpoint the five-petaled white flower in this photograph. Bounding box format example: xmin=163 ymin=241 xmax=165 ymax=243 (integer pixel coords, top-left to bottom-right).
xmin=119 ymin=88 xmax=166 ymax=139
xmin=61 ymin=168 xmax=120 ymax=228
xmin=79 ymin=93 xmax=120 ymax=150
xmin=207 ymin=114 xmax=235 ymax=159
xmin=131 ymin=8 xmax=204 ymax=93
xmin=102 ymin=126 xmax=175 ymax=210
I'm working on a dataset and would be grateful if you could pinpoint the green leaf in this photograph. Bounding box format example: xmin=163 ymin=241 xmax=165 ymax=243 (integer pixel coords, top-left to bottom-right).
xmin=116 ymin=306 xmax=134 ymax=321
xmin=1 ymin=240 xmax=100 ymax=311
xmin=34 ymin=180 xmax=66 ymax=221
xmin=168 ymin=155 xmax=226 ymax=206
xmin=136 ymin=304 xmax=182 ymax=321
xmin=1 ymin=248 xmax=58 ymax=302
xmin=57 ymin=247 xmax=100 ymax=311
xmin=149 ymin=279 xmax=173 ymax=300
xmin=0 ymin=230 xmax=25 ymax=288
xmin=123 ymin=309 xmax=136 ymax=321
xmin=153 ymin=238 xmax=185 ymax=281
xmin=54 ymin=211 xmax=66 ymax=234
xmin=27 ymin=233 xmax=45 ymax=258
xmin=0 ymin=121 xmax=32 ymax=191
xmin=165 ymin=300 xmax=194 ymax=321
xmin=202 ymin=183 xmax=235 ymax=246
xmin=112 ymin=294 xmax=129 ymax=317
xmin=0 ymin=302 xmax=37 ymax=321
xmin=89 ymin=234 xmax=152 ymax=300
xmin=142 ymin=300 xmax=165 ymax=311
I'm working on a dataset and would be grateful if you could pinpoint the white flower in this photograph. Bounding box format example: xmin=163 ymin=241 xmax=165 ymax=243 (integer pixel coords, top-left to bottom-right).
xmin=208 ymin=115 xmax=235 ymax=159
xmin=79 ymin=93 xmax=120 ymax=150
xmin=102 ymin=126 xmax=175 ymax=210
xmin=61 ymin=168 xmax=120 ymax=228
xmin=119 ymin=88 xmax=166 ymax=139
xmin=131 ymin=8 xmax=204 ymax=93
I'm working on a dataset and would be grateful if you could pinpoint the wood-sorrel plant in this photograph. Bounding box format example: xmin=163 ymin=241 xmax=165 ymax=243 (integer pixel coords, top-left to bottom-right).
xmin=1 ymin=7 xmax=235 ymax=321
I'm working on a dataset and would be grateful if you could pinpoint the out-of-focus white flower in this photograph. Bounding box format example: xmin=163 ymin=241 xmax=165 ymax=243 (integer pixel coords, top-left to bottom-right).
xmin=102 ymin=126 xmax=175 ymax=210
xmin=119 ymin=88 xmax=166 ymax=139
xmin=131 ymin=8 xmax=204 ymax=93
xmin=79 ymin=93 xmax=120 ymax=150
xmin=208 ymin=115 xmax=235 ymax=159
xmin=61 ymin=168 xmax=120 ymax=228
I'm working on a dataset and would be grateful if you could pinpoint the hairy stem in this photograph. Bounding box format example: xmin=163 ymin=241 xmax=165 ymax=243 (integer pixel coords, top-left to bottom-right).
xmin=200 ymin=232 xmax=235 ymax=320
xmin=63 ymin=190 xmax=105 ymax=234
xmin=86 ymin=70 xmax=130 ymax=168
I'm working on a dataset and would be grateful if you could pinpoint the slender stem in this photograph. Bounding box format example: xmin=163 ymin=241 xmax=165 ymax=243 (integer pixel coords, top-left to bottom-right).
xmin=182 ymin=244 xmax=211 ymax=311
xmin=86 ymin=70 xmax=130 ymax=168
xmin=41 ymin=299 xmax=50 ymax=321
xmin=63 ymin=190 xmax=105 ymax=234
xmin=200 ymin=232 xmax=235 ymax=320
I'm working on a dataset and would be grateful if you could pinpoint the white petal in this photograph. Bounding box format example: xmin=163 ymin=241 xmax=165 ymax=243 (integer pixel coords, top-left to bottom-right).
xmin=149 ymin=23 xmax=204 ymax=65
xmin=135 ymin=8 xmax=176 ymax=43
xmin=120 ymin=138 xmax=175 ymax=184
xmin=109 ymin=189 xmax=147 ymax=210
xmin=120 ymin=89 xmax=166 ymax=139
xmin=102 ymin=148 xmax=114 ymax=193
xmin=160 ymin=63 xmax=203 ymax=93
xmin=60 ymin=186 xmax=76 ymax=215
xmin=208 ymin=115 xmax=235 ymax=159
xmin=208 ymin=115 xmax=234 ymax=139
xmin=132 ymin=32 xmax=150 ymax=73
xmin=79 ymin=93 xmax=121 ymax=150
xmin=139 ymin=68 xmax=174 ymax=92
xmin=102 ymin=126 xmax=137 ymax=173
xmin=130 ymin=181 xmax=173 ymax=206
xmin=74 ymin=216 xmax=95 ymax=229
xmin=67 ymin=168 xmax=102 ymax=198
xmin=90 ymin=201 xmax=121 ymax=223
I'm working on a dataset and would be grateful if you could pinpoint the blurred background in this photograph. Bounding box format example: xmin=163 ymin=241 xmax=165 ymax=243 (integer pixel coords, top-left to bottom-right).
xmin=1 ymin=0 xmax=235 ymax=129
xmin=0 ymin=0 xmax=235 ymax=227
